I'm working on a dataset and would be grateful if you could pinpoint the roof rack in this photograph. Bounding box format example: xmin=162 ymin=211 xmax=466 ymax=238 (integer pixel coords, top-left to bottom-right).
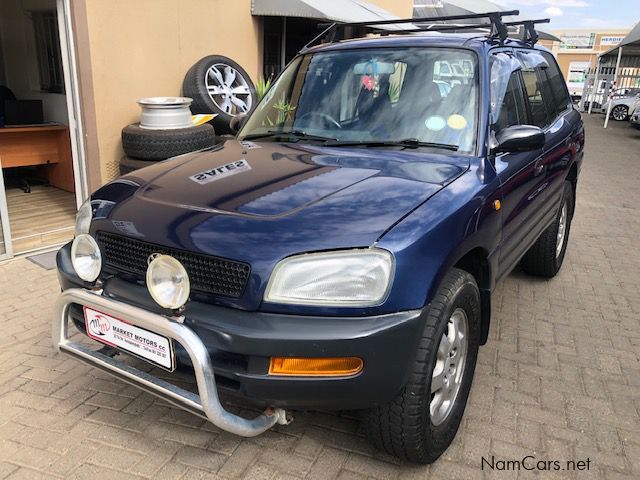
xmin=304 ymin=10 xmax=550 ymax=50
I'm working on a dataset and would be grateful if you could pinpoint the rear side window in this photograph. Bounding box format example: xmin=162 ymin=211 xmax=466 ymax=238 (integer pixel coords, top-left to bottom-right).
xmin=541 ymin=52 xmax=571 ymax=114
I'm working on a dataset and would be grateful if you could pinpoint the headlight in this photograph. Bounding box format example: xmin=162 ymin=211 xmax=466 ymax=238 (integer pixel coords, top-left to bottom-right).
xmin=264 ymin=249 xmax=394 ymax=307
xmin=75 ymin=199 xmax=92 ymax=236
xmin=71 ymin=234 xmax=102 ymax=282
xmin=146 ymin=255 xmax=190 ymax=309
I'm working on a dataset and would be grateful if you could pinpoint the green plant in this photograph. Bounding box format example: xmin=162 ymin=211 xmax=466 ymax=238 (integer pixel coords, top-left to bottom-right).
xmin=256 ymin=76 xmax=273 ymax=100
xmin=273 ymin=95 xmax=296 ymax=124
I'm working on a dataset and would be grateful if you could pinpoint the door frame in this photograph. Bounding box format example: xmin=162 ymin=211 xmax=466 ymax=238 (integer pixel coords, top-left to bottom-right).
xmin=0 ymin=166 xmax=13 ymax=260
xmin=0 ymin=0 xmax=87 ymax=260
xmin=57 ymin=0 xmax=89 ymax=207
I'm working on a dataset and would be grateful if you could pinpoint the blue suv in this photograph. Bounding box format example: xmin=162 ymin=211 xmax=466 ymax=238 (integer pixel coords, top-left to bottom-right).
xmin=53 ymin=11 xmax=584 ymax=463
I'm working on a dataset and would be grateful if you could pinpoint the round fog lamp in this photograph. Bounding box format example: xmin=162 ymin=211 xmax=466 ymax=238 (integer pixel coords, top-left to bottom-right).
xmin=71 ymin=234 xmax=102 ymax=282
xmin=146 ymin=255 xmax=190 ymax=309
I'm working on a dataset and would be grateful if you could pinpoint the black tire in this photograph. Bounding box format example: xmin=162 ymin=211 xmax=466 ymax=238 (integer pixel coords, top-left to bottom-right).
xmin=182 ymin=55 xmax=256 ymax=135
xmin=520 ymin=181 xmax=574 ymax=278
xmin=364 ymin=268 xmax=480 ymax=464
xmin=121 ymin=123 xmax=215 ymax=160
xmin=611 ymin=105 xmax=629 ymax=121
xmin=119 ymin=156 xmax=155 ymax=176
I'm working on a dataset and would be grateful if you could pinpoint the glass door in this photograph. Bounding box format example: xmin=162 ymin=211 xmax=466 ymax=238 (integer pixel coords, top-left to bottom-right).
xmin=0 ymin=166 xmax=13 ymax=260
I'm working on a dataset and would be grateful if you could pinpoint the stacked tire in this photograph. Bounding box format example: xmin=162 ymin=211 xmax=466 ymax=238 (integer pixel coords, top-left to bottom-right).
xmin=182 ymin=55 xmax=257 ymax=135
xmin=120 ymin=123 xmax=216 ymax=175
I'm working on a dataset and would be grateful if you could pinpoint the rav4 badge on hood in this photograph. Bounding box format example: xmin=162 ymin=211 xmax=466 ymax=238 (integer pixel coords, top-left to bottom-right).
xmin=189 ymin=159 xmax=251 ymax=185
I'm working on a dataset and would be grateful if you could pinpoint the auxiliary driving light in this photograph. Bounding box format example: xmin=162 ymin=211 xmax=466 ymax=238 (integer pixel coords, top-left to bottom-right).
xmin=146 ymin=255 xmax=191 ymax=309
xmin=269 ymin=357 xmax=363 ymax=377
xmin=71 ymin=234 xmax=102 ymax=282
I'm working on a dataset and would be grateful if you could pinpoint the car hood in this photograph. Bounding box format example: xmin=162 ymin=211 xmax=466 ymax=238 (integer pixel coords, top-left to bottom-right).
xmin=92 ymin=139 xmax=470 ymax=309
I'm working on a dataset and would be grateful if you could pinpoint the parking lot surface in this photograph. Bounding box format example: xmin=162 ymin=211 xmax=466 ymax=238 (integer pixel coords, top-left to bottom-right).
xmin=0 ymin=115 xmax=639 ymax=479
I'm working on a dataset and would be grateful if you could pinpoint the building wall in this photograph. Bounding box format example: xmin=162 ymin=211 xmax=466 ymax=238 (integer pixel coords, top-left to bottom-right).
xmin=548 ymin=29 xmax=630 ymax=79
xmin=83 ymin=0 xmax=414 ymax=183
xmin=0 ymin=0 xmax=69 ymax=125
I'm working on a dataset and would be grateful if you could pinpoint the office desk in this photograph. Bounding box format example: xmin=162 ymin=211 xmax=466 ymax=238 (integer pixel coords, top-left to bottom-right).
xmin=0 ymin=125 xmax=75 ymax=192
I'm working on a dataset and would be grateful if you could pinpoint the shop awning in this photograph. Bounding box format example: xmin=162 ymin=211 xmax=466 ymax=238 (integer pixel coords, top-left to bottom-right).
xmin=251 ymin=0 xmax=398 ymax=23
xmin=601 ymin=21 xmax=640 ymax=58
xmin=413 ymin=0 xmax=560 ymax=42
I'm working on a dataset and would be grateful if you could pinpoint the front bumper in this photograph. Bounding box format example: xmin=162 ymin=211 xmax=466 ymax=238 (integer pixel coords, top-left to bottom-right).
xmin=54 ymin=288 xmax=288 ymax=436
xmin=55 ymin=243 xmax=425 ymax=412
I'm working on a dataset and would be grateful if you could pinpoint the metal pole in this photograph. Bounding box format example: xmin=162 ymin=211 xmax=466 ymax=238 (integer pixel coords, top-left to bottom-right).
xmin=604 ymin=46 xmax=623 ymax=128
xmin=588 ymin=59 xmax=600 ymax=115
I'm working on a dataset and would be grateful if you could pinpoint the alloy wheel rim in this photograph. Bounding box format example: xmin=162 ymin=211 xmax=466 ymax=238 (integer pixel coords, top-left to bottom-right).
xmin=430 ymin=308 xmax=468 ymax=426
xmin=204 ymin=63 xmax=252 ymax=116
xmin=612 ymin=106 xmax=627 ymax=120
xmin=556 ymin=202 xmax=568 ymax=258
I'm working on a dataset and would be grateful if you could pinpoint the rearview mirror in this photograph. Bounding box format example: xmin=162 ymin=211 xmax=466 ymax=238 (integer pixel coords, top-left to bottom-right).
xmin=493 ymin=125 xmax=545 ymax=153
xmin=229 ymin=115 xmax=248 ymax=136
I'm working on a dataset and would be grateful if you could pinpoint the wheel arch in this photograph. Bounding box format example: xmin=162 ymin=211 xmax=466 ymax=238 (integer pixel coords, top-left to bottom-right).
xmin=566 ymin=161 xmax=578 ymax=217
xmin=453 ymin=247 xmax=492 ymax=345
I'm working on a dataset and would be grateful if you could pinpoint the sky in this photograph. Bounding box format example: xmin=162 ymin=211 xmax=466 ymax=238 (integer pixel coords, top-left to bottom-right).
xmin=495 ymin=0 xmax=638 ymax=30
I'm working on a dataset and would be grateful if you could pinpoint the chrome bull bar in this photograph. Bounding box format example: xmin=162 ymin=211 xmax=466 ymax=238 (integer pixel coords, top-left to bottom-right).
xmin=53 ymin=288 xmax=288 ymax=437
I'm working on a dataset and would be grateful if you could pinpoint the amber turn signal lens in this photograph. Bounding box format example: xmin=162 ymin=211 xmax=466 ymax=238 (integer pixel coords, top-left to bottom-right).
xmin=269 ymin=357 xmax=363 ymax=377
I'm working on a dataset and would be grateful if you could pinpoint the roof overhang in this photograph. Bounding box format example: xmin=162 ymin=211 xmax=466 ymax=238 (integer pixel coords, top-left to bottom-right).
xmin=251 ymin=0 xmax=397 ymax=23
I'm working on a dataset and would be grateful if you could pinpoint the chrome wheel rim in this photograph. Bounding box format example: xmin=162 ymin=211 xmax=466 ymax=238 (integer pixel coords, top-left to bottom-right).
xmin=556 ymin=202 xmax=568 ymax=258
xmin=430 ymin=308 xmax=468 ymax=426
xmin=204 ymin=63 xmax=252 ymax=116
xmin=612 ymin=106 xmax=627 ymax=120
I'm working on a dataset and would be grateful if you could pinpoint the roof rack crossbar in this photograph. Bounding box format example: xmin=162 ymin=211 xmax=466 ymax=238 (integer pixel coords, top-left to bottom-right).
xmin=303 ymin=11 xmax=555 ymax=50
xmin=503 ymin=19 xmax=550 ymax=44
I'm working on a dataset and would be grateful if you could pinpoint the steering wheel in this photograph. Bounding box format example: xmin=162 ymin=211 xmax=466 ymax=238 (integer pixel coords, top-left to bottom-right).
xmin=298 ymin=112 xmax=342 ymax=129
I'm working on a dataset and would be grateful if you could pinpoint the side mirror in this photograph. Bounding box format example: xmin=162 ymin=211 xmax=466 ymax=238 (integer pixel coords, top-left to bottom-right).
xmin=493 ymin=125 xmax=545 ymax=153
xmin=228 ymin=115 xmax=248 ymax=136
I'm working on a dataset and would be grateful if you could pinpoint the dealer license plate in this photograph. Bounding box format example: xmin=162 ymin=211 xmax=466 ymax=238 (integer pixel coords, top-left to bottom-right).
xmin=84 ymin=306 xmax=175 ymax=371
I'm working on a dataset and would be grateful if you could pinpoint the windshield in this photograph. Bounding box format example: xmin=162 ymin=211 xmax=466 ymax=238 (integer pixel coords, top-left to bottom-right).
xmin=239 ymin=48 xmax=479 ymax=153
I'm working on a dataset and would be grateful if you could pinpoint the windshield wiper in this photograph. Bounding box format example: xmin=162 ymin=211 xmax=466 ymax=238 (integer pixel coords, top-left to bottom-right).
xmin=241 ymin=130 xmax=338 ymax=142
xmin=325 ymin=138 xmax=459 ymax=151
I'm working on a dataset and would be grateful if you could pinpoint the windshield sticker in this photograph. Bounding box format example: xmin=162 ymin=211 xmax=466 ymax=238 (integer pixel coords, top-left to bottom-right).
xmin=190 ymin=159 xmax=251 ymax=185
xmin=425 ymin=116 xmax=446 ymax=131
xmin=448 ymin=115 xmax=468 ymax=130
xmin=239 ymin=140 xmax=262 ymax=150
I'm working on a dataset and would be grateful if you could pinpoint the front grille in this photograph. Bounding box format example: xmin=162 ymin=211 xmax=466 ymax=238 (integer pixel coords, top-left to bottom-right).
xmin=96 ymin=231 xmax=251 ymax=298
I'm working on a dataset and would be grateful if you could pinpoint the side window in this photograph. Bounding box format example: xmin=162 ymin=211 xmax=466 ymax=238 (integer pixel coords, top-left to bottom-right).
xmin=517 ymin=50 xmax=555 ymax=127
xmin=542 ymin=53 xmax=571 ymax=113
xmin=490 ymin=51 xmax=526 ymax=130
xmin=495 ymin=72 xmax=527 ymax=131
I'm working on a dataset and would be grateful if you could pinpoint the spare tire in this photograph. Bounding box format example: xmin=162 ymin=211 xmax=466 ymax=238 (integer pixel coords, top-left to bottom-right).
xmin=183 ymin=55 xmax=256 ymax=134
xmin=121 ymin=123 xmax=215 ymax=160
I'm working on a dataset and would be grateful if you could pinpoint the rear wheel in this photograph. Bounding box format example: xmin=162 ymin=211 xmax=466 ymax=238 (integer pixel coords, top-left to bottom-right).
xmin=364 ymin=268 xmax=480 ymax=463
xmin=521 ymin=181 xmax=574 ymax=278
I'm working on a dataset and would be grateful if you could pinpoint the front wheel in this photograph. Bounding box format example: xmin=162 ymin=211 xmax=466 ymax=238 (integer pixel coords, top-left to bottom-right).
xmin=364 ymin=268 xmax=480 ymax=463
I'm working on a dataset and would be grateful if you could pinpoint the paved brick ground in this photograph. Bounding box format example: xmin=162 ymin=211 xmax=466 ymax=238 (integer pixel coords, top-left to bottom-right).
xmin=0 ymin=115 xmax=639 ymax=479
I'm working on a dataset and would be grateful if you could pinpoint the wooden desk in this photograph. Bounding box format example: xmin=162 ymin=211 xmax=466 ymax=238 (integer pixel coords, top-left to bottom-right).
xmin=0 ymin=125 xmax=75 ymax=192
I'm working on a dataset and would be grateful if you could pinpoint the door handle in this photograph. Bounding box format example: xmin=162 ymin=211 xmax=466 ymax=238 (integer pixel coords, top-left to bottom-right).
xmin=534 ymin=159 xmax=545 ymax=176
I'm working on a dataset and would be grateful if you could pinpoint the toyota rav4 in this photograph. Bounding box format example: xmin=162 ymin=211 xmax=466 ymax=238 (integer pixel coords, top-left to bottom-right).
xmin=53 ymin=12 xmax=584 ymax=463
